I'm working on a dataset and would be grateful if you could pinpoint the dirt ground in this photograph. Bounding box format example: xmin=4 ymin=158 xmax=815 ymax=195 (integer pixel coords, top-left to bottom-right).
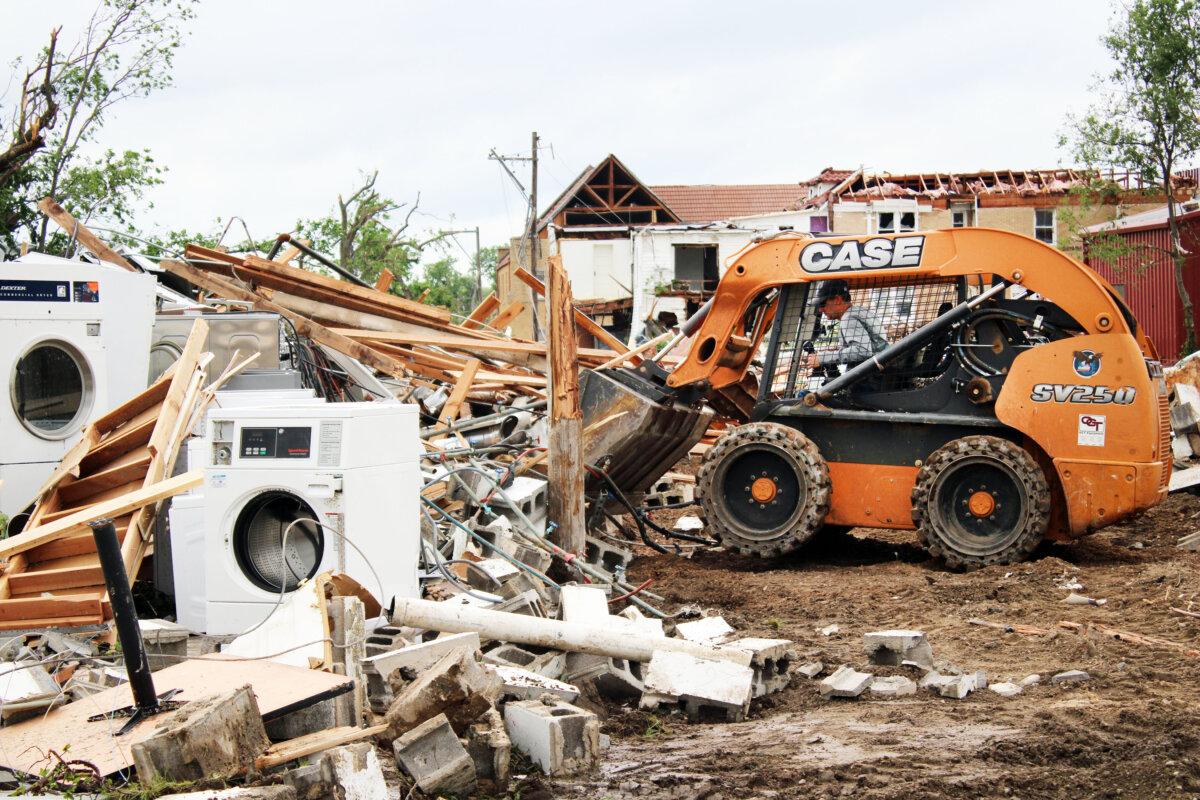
xmin=539 ymin=479 xmax=1200 ymax=800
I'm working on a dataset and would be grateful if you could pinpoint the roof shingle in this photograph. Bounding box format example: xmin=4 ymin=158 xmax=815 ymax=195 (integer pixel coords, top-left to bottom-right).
xmin=649 ymin=184 xmax=809 ymax=223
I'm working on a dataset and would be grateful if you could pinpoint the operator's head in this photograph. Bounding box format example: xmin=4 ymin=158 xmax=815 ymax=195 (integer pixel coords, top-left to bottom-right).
xmin=815 ymin=279 xmax=852 ymax=320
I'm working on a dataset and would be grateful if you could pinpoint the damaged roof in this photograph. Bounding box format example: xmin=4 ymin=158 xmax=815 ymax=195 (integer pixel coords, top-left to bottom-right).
xmin=649 ymin=184 xmax=810 ymax=223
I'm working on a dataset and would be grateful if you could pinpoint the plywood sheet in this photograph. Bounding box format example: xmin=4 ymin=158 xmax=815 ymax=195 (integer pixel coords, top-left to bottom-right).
xmin=0 ymin=655 xmax=351 ymax=777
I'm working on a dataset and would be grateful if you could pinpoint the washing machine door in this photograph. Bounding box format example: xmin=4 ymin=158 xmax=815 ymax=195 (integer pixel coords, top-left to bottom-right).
xmin=231 ymin=490 xmax=326 ymax=593
xmin=9 ymin=333 xmax=97 ymax=440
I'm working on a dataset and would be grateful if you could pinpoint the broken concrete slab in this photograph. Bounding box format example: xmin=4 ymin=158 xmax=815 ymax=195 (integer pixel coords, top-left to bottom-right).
xmin=920 ymin=670 xmax=980 ymax=700
xmin=728 ymin=637 xmax=797 ymax=697
xmin=324 ymin=742 xmax=388 ymax=800
xmin=819 ymin=665 xmax=873 ymax=699
xmin=491 ymin=665 xmax=580 ymax=702
xmin=863 ymin=630 xmax=934 ymax=670
xmin=504 ymin=697 xmax=601 ymax=776
xmin=132 ymin=684 xmax=270 ymax=783
xmin=560 ymin=584 xmax=611 ymax=625
xmin=988 ymin=681 xmax=1022 ymax=698
xmin=465 ymin=708 xmax=511 ymax=791
xmin=797 ymin=661 xmax=824 ymax=679
xmin=641 ymin=650 xmax=754 ymax=721
xmin=384 ymin=647 xmax=500 ymax=739
xmin=1020 ymin=674 xmax=1042 ymax=687
xmin=365 ymin=631 xmax=481 ymax=683
xmin=393 ymin=712 xmax=477 ymax=796
xmin=282 ymin=757 xmax=338 ymax=800
xmin=675 ymin=616 xmax=735 ymax=645
xmin=868 ymin=675 xmax=917 ymax=698
xmin=1051 ymin=669 xmax=1091 ymax=684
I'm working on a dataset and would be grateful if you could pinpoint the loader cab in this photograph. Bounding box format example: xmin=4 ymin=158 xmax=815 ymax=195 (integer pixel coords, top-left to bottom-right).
xmin=755 ymin=273 xmax=1084 ymax=420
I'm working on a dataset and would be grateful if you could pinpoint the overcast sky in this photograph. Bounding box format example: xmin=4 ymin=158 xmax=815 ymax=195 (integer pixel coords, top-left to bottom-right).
xmin=4 ymin=1 xmax=1116 ymax=266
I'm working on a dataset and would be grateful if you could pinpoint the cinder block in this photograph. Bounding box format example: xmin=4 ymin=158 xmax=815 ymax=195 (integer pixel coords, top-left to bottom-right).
xmin=583 ymin=535 xmax=633 ymax=580
xmin=819 ymin=665 xmax=873 ymax=699
xmin=490 ymin=665 xmax=580 ymax=702
xmin=365 ymin=632 xmax=481 ymax=682
xmin=563 ymin=652 xmax=645 ymax=699
xmin=675 ymin=616 xmax=735 ymax=645
xmin=465 ymin=708 xmax=511 ymax=791
xmin=385 ymin=648 xmax=500 ymax=739
xmin=559 ymin=585 xmax=611 ymax=625
xmin=863 ymin=630 xmax=934 ymax=669
xmin=730 ymin=637 xmax=798 ymax=697
xmin=324 ymin=742 xmax=388 ymax=800
xmin=504 ymin=698 xmax=601 ymax=776
xmin=393 ymin=713 xmax=477 ymax=796
xmin=132 ymin=684 xmax=270 ymax=783
xmin=483 ymin=643 xmax=540 ymax=669
xmin=640 ymin=650 xmax=754 ymax=722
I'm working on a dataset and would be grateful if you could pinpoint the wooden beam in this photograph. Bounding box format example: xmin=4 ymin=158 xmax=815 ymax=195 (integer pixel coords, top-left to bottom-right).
xmin=0 ymin=596 xmax=104 ymax=622
xmin=57 ymin=455 xmax=152 ymax=506
xmin=0 ymin=471 xmax=202 ymax=560
xmin=436 ymin=358 xmax=481 ymax=429
xmin=148 ymin=318 xmax=208 ymax=460
xmin=37 ymin=198 xmax=136 ymax=272
xmin=461 ymin=292 xmax=500 ymax=330
xmin=331 ymin=328 xmax=612 ymax=362
xmin=8 ymin=564 xmax=105 ymax=595
xmin=490 ymin=301 xmax=525 ymax=332
xmin=545 ymin=256 xmax=585 ymax=557
xmin=91 ymin=372 xmax=172 ymax=434
xmin=160 ymin=260 xmax=414 ymax=380
xmin=373 ymin=268 xmax=394 ymax=293
xmin=257 ymin=724 xmax=388 ymax=770
xmin=512 ymin=267 xmax=633 ymax=358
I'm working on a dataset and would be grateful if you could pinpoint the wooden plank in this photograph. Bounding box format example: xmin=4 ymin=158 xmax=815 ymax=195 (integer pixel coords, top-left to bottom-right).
xmin=8 ymin=565 xmax=105 ymax=595
xmin=0 ymin=471 xmax=202 ymax=560
xmin=0 ymin=614 xmax=104 ymax=631
xmin=25 ymin=427 xmax=97 ymax=514
xmin=39 ymin=479 xmax=146 ymax=522
xmin=461 ymin=292 xmax=500 ymax=329
xmin=0 ymin=596 xmax=103 ymax=622
xmin=546 ymin=256 xmax=585 ymax=557
xmin=513 ymin=267 xmax=633 ymax=357
xmin=332 ymin=329 xmax=611 ymax=361
xmin=160 ymin=260 xmax=415 ymax=380
xmin=185 ymin=245 xmax=450 ymax=325
xmin=37 ymin=198 xmax=136 ymax=271
xmin=77 ymin=417 xmax=156 ymax=476
xmin=437 ymin=359 xmax=481 ymax=429
xmin=596 ymin=330 xmax=671 ymax=370
xmin=90 ymin=372 xmax=172 ymax=435
xmin=57 ymin=455 xmax=152 ymax=505
xmin=148 ymin=318 xmax=208 ymax=461
xmin=490 ymin=301 xmax=525 ymax=331
xmin=257 ymin=723 xmax=388 ymax=770
xmin=26 ymin=525 xmax=127 ymax=564
xmin=373 ymin=268 xmax=394 ymax=293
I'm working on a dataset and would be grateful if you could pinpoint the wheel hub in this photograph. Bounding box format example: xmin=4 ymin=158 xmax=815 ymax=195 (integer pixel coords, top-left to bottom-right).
xmin=750 ymin=477 xmax=778 ymax=503
xmin=967 ymin=490 xmax=996 ymax=518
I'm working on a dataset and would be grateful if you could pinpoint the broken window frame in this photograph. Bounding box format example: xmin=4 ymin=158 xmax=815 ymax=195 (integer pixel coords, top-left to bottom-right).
xmin=877 ymin=210 xmax=917 ymax=235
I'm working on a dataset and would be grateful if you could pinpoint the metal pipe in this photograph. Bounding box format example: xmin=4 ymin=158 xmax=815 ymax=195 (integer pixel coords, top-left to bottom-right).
xmin=89 ymin=518 xmax=157 ymax=712
xmin=812 ymin=281 xmax=1007 ymax=401
xmin=275 ymin=233 xmax=371 ymax=289
xmin=266 ymin=234 xmax=286 ymax=261
xmin=420 ymin=399 xmax=547 ymax=439
xmin=391 ymin=596 xmax=751 ymax=665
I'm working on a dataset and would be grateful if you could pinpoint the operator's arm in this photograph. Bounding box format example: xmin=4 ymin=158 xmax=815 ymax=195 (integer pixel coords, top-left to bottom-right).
xmin=819 ymin=314 xmax=874 ymax=366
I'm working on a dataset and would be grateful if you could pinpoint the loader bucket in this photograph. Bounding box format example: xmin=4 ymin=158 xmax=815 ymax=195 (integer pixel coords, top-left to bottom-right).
xmin=580 ymin=368 xmax=713 ymax=501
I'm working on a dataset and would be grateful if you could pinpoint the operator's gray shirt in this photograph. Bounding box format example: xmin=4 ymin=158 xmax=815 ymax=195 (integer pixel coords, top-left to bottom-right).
xmin=818 ymin=306 xmax=887 ymax=366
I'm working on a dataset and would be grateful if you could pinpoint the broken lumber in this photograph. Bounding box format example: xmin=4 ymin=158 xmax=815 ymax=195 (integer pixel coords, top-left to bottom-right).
xmin=513 ymin=267 xmax=632 ymax=357
xmin=38 ymin=197 xmax=137 ymax=272
xmin=257 ymin=723 xmax=389 ymax=770
xmin=546 ymin=255 xmax=585 ymax=557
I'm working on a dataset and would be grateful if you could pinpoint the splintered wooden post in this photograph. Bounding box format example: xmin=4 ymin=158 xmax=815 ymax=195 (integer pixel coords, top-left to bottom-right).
xmin=546 ymin=256 xmax=586 ymax=556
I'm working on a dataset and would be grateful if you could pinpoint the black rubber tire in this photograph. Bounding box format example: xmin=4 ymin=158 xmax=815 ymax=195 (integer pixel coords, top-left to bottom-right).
xmin=698 ymin=422 xmax=831 ymax=558
xmin=912 ymin=435 xmax=1050 ymax=570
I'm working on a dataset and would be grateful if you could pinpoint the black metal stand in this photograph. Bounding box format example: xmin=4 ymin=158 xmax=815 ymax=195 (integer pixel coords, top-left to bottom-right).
xmin=85 ymin=519 xmax=183 ymax=735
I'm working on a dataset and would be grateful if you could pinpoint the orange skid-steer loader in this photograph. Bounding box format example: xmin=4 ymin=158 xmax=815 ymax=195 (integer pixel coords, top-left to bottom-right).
xmin=580 ymin=228 xmax=1170 ymax=570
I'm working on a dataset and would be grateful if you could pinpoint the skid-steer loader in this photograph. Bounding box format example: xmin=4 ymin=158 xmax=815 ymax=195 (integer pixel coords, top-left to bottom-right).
xmin=579 ymin=227 xmax=1171 ymax=569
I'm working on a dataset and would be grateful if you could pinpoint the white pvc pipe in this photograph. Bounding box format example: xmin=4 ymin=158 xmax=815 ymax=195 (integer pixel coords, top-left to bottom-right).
xmin=391 ymin=597 xmax=752 ymax=666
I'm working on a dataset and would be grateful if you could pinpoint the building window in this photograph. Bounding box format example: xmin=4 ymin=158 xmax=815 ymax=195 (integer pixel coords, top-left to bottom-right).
xmin=878 ymin=211 xmax=916 ymax=234
xmin=672 ymin=244 xmax=719 ymax=293
xmin=1034 ymin=208 xmax=1056 ymax=244
xmin=809 ymin=216 xmax=829 ymax=233
xmin=951 ymin=205 xmax=974 ymax=228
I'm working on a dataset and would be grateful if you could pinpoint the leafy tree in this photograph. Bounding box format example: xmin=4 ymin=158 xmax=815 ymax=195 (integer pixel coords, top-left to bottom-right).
xmin=292 ymin=170 xmax=489 ymax=316
xmin=1066 ymin=0 xmax=1200 ymax=350
xmin=1 ymin=0 xmax=196 ymax=255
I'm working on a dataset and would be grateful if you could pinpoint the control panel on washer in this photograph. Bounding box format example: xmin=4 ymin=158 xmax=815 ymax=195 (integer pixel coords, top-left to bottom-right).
xmin=211 ymin=420 xmax=343 ymax=467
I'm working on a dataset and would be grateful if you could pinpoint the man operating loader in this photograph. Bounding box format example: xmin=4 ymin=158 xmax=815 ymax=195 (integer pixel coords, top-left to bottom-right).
xmin=804 ymin=279 xmax=888 ymax=371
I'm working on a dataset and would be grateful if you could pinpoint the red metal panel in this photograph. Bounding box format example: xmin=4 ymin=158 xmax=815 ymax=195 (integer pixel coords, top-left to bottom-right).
xmin=1086 ymin=215 xmax=1200 ymax=363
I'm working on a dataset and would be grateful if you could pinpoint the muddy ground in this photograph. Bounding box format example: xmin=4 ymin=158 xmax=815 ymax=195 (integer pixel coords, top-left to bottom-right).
xmin=534 ymin=484 xmax=1200 ymax=800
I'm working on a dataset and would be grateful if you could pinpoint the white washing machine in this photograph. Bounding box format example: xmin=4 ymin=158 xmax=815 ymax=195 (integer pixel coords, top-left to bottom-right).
xmin=0 ymin=256 xmax=156 ymax=518
xmin=201 ymin=402 xmax=420 ymax=634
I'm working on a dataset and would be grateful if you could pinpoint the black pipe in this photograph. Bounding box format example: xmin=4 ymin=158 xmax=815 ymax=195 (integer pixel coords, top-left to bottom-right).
xmin=275 ymin=233 xmax=371 ymax=289
xmin=812 ymin=281 xmax=1008 ymax=402
xmin=89 ymin=518 xmax=157 ymax=712
xmin=266 ymin=234 xmax=287 ymax=261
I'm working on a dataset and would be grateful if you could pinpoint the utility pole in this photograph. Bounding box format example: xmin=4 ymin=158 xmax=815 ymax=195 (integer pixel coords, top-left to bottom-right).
xmin=489 ymin=131 xmax=542 ymax=339
xmin=473 ymin=225 xmax=481 ymax=307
